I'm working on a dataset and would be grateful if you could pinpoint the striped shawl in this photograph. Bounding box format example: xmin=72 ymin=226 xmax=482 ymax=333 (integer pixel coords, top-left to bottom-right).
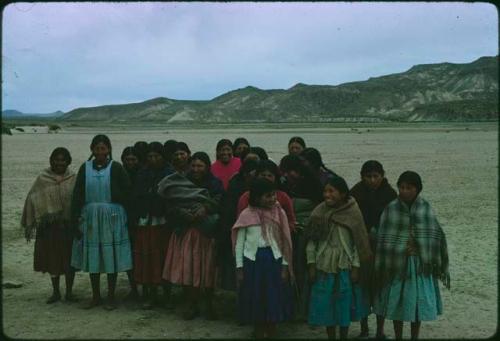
xmin=373 ymin=196 xmax=450 ymax=295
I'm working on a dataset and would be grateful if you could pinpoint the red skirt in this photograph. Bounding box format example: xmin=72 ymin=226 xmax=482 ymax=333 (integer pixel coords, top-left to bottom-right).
xmin=34 ymin=223 xmax=73 ymax=276
xmin=162 ymin=227 xmax=217 ymax=288
xmin=133 ymin=225 xmax=172 ymax=284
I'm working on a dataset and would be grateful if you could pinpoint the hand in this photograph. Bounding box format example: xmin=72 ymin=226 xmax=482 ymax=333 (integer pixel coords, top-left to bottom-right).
xmin=281 ymin=266 xmax=289 ymax=282
xmin=308 ymin=265 xmax=316 ymax=283
xmin=236 ymin=268 xmax=244 ymax=286
xmin=351 ymin=267 xmax=359 ymax=284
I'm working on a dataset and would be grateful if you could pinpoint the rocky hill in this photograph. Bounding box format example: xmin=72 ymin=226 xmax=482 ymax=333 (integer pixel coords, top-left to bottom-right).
xmin=61 ymin=56 xmax=498 ymax=123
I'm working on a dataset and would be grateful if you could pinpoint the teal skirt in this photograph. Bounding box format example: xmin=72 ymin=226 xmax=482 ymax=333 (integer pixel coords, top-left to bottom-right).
xmin=351 ymin=283 xmax=371 ymax=321
xmin=308 ymin=270 xmax=352 ymax=327
xmin=373 ymin=256 xmax=443 ymax=322
xmin=71 ymin=203 xmax=132 ymax=274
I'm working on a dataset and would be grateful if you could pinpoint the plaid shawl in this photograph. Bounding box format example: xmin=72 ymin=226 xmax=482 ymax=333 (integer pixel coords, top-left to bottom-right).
xmin=373 ymin=196 xmax=450 ymax=295
xmin=21 ymin=168 xmax=76 ymax=239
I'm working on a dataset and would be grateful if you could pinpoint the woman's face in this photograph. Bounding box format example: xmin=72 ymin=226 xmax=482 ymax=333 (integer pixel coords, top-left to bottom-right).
xmin=284 ymin=169 xmax=301 ymax=184
xmin=259 ymin=191 xmax=277 ymax=209
xmin=398 ymin=182 xmax=418 ymax=205
xmin=173 ymin=150 xmax=189 ymax=169
xmin=190 ymin=159 xmax=208 ymax=180
xmin=147 ymin=151 xmax=164 ymax=170
xmin=50 ymin=154 xmax=69 ymax=175
xmin=362 ymin=171 xmax=384 ymax=191
xmin=234 ymin=143 xmax=249 ymax=157
xmin=323 ymin=184 xmax=346 ymax=207
xmin=257 ymin=170 xmax=276 ymax=184
xmin=92 ymin=142 xmax=110 ymax=164
xmin=123 ymin=154 xmax=139 ymax=170
xmin=218 ymin=145 xmax=233 ymax=164
xmin=288 ymin=142 xmax=304 ymax=156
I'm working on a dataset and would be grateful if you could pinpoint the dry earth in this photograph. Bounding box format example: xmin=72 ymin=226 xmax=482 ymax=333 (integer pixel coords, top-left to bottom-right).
xmin=2 ymin=124 xmax=497 ymax=339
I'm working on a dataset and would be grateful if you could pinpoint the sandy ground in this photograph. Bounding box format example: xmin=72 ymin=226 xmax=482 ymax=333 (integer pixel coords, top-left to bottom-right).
xmin=1 ymin=124 xmax=497 ymax=339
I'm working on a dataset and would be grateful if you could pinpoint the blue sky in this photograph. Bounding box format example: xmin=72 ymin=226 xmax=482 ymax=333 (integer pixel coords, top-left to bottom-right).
xmin=2 ymin=2 xmax=498 ymax=113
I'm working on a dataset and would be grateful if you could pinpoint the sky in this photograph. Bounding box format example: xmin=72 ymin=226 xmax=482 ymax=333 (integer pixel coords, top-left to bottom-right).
xmin=2 ymin=2 xmax=498 ymax=113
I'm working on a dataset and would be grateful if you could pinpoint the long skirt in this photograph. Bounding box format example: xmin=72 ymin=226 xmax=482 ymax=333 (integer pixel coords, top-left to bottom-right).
xmin=309 ymin=270 xmax=353 ymax=327
xmin=133 ymin=224 xmax=171 ymax=285
xmin=372 ymin=256 xmax=443 ymax=322
xmin=34 ymin=222 xmax=73 ymax=276
xmin=71 ymin=203 xmax=132 ymax=273
xmin=351 ymin=283 xmax=371 ymax=321
xmin=292 ymin=228 xmax=310 ymax=319
xmin=239 ymin=247 xmax=293 ymax=324
xmin=162 ymin=227 xmax=217 ymax=288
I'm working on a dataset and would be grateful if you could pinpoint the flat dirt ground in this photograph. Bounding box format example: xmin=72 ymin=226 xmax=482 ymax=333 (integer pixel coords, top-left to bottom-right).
xmin=2 ymin=123 xmax=498 ymax=339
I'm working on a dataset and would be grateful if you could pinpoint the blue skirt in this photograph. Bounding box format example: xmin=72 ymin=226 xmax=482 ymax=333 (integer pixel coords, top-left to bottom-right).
xmin=373 ymin=256 xmax=443 ymax=322
xmin=238 ymin=247 xmax=293 ymax=324
xmin=71 ymin=202 xmax=132 ymax=274
xmin=351 ymin=283 xmax=371 ymax=321
xmin=309 ymin=270 xmax=353 ymax=327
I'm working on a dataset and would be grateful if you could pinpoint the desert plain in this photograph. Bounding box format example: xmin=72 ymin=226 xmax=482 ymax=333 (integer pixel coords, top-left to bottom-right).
xmin=1 ymin=123 xmax=497 ymax=339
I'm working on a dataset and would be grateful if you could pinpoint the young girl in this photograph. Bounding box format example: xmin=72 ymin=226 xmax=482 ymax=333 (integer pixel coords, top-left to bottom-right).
xmin=373 ymin=171 xmax=449 ymax=340
xmin=232 ymin=178 xmax=294 ymax=338
xmin=233 ymin=137 xmax=250 ymax=159
xmin=71 ymin=134 xmax=133 ymax=310
xmin=350 ymin=160 xmax=398 ymax=338
xmin=133 ymin=142 xmax=174 ymax=309
xmin=306 ymin=176 xmax=372 ymax=339
xmin=211 ymin=139 xmax=242 ymax=191
xmin=161 ymin=152 xmax=224 ymax=320
xmin=21 ymin=147 xmax=77 ymax=303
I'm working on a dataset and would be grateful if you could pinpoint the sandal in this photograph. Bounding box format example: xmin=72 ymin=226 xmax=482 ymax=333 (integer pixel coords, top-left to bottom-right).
xmin=82 ymin=298 xmax=102 ymax=309
xmin=64 ymin=293 xmax=79 ymax=302
xmin=46 ymin=293 xmax=61 ymax=304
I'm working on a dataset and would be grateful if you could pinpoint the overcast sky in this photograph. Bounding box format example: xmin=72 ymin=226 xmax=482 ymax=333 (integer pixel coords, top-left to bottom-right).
xmin=2 ymin=2 xmax=498 ymax=113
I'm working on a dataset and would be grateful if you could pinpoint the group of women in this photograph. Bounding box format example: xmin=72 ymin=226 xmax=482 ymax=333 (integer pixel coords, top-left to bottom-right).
xmin=21 ymin=134 xmax=450 ymax=339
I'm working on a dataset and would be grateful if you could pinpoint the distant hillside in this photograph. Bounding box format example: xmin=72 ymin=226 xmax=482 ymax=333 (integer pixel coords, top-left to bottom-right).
xmin=61 ymin=56 xmax=498 ymax=123
xmin=2 ymin=110 xmax=65 ymax=118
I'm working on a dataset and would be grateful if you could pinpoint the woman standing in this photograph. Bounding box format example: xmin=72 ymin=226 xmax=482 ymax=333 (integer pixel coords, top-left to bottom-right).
xmin=71 ymin=134 xmax=133 ymax=310
xmin=133 ymin=142 xmax=174 ymax=309
xmin=233 ymin=137 xmax=250 ymax=159
xmin=161 ymin=152 xmax=224 ymax=320
xmin=211 ymin=139 xmax=242 ymax=191
xmin=373 ymin=171 xmax=449 ymax=340
xmin=21 ymin=147 xmax=77 ymax=303
xmin=306 ymin=176 xmax=372 ymax=339
xmin=171 ymin=142 xmax=191 ymax=175
xmin=288 ymin=136 xmax=306 ymax=156
xmin=350 ymin=160 xmax=397 ymax=338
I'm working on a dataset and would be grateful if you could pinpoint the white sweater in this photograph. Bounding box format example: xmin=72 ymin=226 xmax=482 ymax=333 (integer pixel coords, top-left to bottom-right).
xmin=235 ymin=224 xmax=287 ymax=268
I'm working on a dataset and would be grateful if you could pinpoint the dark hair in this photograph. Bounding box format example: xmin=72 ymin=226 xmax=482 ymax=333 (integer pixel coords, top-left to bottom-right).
xmin=239 ymin=158 xmax=259 ymax=176
xmin=397 ymin=171 xmax=423 ymax=194
xmin=174 ymin=141 xmax=191 ymax=154
xmin=190 ymin=151 xmax=212 ymax=170
xmin=120 ymin=146 xmax=137 ymax=163
xmin=216 ymin=139 xmax=233 ymax=151
xmin=133 ymin=141 xmax=149 ymax=164
xmin=279 ymin=154 xmax=323 ymax=203
xmin=233 ymin=137 xmax=250 ymax=151
xmin=50 ymin=147 xmax=72 ymax=165
xmin=325 ymin=176 xmax=350 ymax=196
xmin=279 ymin=154 xmax=303 ymax=173
xmin=163 ymin=139 xmax=178 ymax=162
xmin=255 ymin=159 xmax=280 ymax=186
xmin=288 ymin=136 xmax=306 ymax=148
xmin=249 ymin=178 xmax=276 ymax=207
xmin=147 ymin=141 xmax=165 ymax=158
xmin=241 ymin=146 xmax=268 ymax=161
xmin=360 ymin=160 xmax=385 ymax=176
xmin=89 ymin=134 xmax=112 ymax=160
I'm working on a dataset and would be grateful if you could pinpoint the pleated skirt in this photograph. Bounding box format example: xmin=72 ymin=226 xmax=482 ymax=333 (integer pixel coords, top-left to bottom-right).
xmin=34 ymin=222 xmax=73 ymax=276
xmin=133 ymin=224 xmax=171 ymax=284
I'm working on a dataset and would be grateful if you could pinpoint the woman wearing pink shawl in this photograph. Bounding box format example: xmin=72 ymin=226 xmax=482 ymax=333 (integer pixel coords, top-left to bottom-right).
xmin=231 ymin=178 xmax=294 ymax=339
xmin=211 ymin=139 xmax=241 ymax=190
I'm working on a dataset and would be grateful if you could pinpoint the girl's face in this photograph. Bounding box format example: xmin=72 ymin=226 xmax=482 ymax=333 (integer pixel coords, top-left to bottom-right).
xmin=123 ymin=154 xmax=139 ymax=170
xmin=243 ymin=153 xmax=260 ymax=162
xmin=259 ymin=191 xmax=277 ymax=209
xmin=92 ymin=142 xmax=110 ymax=164
xmin=257 ymin=170 xmax=276 ymax=184
xmin=234 ymin=143 xmax=249 ymax=157
xmin=398 ymin=182 xmax=418 ymax=205
xmin=284 ymin=169 xmax=301 ymax=184
xmin=173 ymin=150 xmax=189 ymax=169
xmin=288 ymin=142 xmax=304 ymax=156
xmin=50 ymin=154 xmax=69 ymax=175
xmin=190 ymin=159 xmax=208 ymax=180
xmin=147 ymin=151 xmax=164 ymax=170
xmin=218 ymin=145 xmax=233 ymax=164
xmin=362 ymin=171 xmax=383 ymax=191
xmin=323 ymin=184 xmax=346 ymax=207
